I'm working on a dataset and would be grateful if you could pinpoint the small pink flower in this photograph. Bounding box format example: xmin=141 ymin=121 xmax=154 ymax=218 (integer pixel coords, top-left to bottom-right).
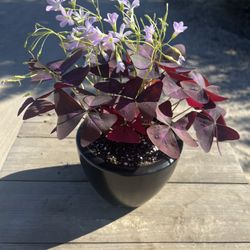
xmin=56 ymin=8 xmax=74 ymax=27
xmin=173 ymin=21 xmax=188 ymax=36
xmin=102 ymin=33 xmax=119 ymax=51
xmin=46 ymin=0 xmax=65 ymax=12
xmin=104 ymin=13 xmax=119 ymax=29
xmin=144 ymin=24 xmax=155 ymax=43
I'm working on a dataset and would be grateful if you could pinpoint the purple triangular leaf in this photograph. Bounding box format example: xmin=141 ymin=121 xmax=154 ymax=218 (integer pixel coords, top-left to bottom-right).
xmin=18 ymin=97 xmax=35 ymax=116
xmin=88 ymin=112 xmax=117 ymax=132
xmin=180 ymin=81 xmax=208 ymax=104
xmin=83 ymin=95 xmax=113 ymax=108
xmin=158 ymin=100 xmax=173 ymax=118
xmin=122 ymin=77 xmax=143 ymax=99
xmin=162 ymin=76 xmax=188 ymax=99
xmin=54 ymin=89 xmax=83 ymax=115
xmin=137 ymin=102 xmax=157 ymax=122
xmin=137 ymin=81 xmax=163 ymax=103
xmin=193 ymin=114 xmax=215 ymax=152
xmin=80 ymin=114 xmax=102 ymax=147
xmin=23 ymin=99 xmax=55 ymax=120
xmin=62 ymin=66 xmax=89 ymax=86
xmin=90 ymin=63 xmax=110 ymax=78
xmin=94 ymin=79 xmax=123 ymax=94
xmin=107 ymin=124 xmax=141 ymax=144
xmin=61 ymin=49 xmax=83 ymax=73
xmin=116 ymin=98 xmax=138 ymax=121
xmin=216 ymin=124 xmax=240 ymax=142
xmin=147 ymin=125 xmax=180 ymax=159
xmin=57 ymin=111 xmax=84 ymax=140
xmin=172 ymin=118 xmax=198 ymax=147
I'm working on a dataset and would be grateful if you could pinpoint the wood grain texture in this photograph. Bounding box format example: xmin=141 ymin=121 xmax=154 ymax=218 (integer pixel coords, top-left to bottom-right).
xmin=1 ymin=243 xmax=250 ymax=250
xmin=1 ymin=137 xmax=247 ymax=183
xmin=0 ymin=182 xmax=249 ymax=243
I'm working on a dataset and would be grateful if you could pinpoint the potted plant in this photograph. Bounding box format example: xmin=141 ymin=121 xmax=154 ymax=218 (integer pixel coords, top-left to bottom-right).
xmin=5 ymin=0 xmax=239 ymax=207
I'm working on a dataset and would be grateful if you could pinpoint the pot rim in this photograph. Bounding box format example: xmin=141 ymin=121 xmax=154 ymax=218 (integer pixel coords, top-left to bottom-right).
xmin=76 ymin=127 xmax=183 ymax=177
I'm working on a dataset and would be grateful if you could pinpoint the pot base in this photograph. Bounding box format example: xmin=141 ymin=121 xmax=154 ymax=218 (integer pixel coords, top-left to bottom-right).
xmin=76 ymin=131 xmax=182 ymax=208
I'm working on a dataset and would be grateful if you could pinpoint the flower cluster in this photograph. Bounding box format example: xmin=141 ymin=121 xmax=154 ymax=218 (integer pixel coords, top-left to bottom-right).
xmin=15 ymin=0 xmax=239 ymax=159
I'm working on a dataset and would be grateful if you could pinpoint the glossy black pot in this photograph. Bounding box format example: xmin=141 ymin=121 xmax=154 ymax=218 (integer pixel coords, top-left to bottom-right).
xmin=76 ymin=129 xmax=182 ymax=208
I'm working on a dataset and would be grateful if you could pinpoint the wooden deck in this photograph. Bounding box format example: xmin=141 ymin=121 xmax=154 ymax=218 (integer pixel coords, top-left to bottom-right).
xmin=0 ymin=113 xmax=250 ymax=250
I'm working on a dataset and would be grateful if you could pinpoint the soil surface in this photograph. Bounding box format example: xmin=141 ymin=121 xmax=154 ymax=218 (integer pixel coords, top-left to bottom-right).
xmin=86 ymin=136 xmax=173 ymax=171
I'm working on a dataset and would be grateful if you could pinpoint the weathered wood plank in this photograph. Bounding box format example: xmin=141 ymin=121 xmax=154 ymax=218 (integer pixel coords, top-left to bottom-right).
xmin=1 ymin=137 xmax=247 ymax=183
xmin=1 ymin=243 xmax=250 ymax=250
xmin=0 ymin=182 xmax=249 ymax=243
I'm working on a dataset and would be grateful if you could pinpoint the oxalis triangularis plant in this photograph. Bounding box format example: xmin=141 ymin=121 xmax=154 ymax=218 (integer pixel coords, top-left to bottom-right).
xmin=4 ymin=0 xmax=239 ymax=159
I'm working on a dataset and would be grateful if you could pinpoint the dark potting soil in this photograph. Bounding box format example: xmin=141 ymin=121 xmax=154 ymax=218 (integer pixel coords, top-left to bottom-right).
xmin=86 ymin=136 xmax=174 ymax=171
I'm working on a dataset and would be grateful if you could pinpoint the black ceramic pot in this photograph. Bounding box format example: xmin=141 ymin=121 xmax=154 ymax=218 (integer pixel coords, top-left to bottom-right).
xmin=76 ymin=129 xmax=182 ymax=208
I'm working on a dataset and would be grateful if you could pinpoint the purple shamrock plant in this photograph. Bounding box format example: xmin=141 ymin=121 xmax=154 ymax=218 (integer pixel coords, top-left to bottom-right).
xmin=5 ymin=0 xmax=239 ymax=160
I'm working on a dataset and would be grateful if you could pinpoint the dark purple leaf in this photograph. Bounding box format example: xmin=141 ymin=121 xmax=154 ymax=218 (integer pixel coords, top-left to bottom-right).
xmin=122 ymin=77 xmax=143 ymax=98
xmin=137 ymin=102 xmax=157 ymax=121
xmin=23 ymin=99 xmax=55 ymax=120
xmin=162 ymin=76 xmax=188 ymax=99
xmin=89 ymin=112 xmax=117 ymax=132
xmin=172 ymin=118 xmax=198 ymax=147
xmin=80 ymin=114 xmax=102 ymax=147
xmin=90 ymin=63 xmax=110 ymax=78
xmin=116 ymin=98 xmax=138 ymax=122
xmin=205 ymin=85 xmax=228 ymax=102
xmin=193 ymin=114 xmax=215 ymax=152
xmin=206 ymin=106 xmax=226 ymax=121
xmin=137 ymin=81 xmax=163 ymax=103
xmin=156 ymin=100 xmax=172 ymax=124
xmin=94 ymin=79 xmax=123 ymax=94
xmin=180 ymin=81 xmax=208 ymax=104
xmin=62 ymin=66 xmax=89 ymax=86
xmin=182 ymin=111 xmax=197 ymax=130
xmin=189 ymin=71 xmax=228 ymax=103
xmin=18 ymin=97 xmax=34 ymax=116
xmin=216 ymin=124 xmax=240 ymax=142
xmin=83 ymin=95 xmax=113 ymax=107
xmin=172 ymin=127 xmax=198 ymax=147
xmin=107 ymin=124 xmax=141 ymax=144
xmin=54 ymin=89 xmax=83 ymax=116
xmin=80 ymin=112 xmax=117 ymax=147
xmin=147 ymin=125 xmax=180 ymax=159
xmin=57 ymin=111 xmax=84 ymax=140
xmin=131 ymin=115 xmax=147 ymax=135
xmin=159 ymin=100 xmax=173 ymax=118
xmin=61 ymin=49 xmax=83 ymax=73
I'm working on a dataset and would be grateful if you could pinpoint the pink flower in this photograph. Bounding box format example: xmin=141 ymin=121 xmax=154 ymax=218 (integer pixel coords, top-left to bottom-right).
xmin=102 ymin=33 xmax=119 ymax=51
xmin=144 ymin=24 xmax=155 ymax=43
xmin=46 ymin=0 xmax=65 ymax=12
xmin=56 ymin=8 xmax=74 ymax=27
xmin=173 ymin=21 xmax=188 ymax=36
xmin=104 ymin=13 xmax=119 ymax=29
